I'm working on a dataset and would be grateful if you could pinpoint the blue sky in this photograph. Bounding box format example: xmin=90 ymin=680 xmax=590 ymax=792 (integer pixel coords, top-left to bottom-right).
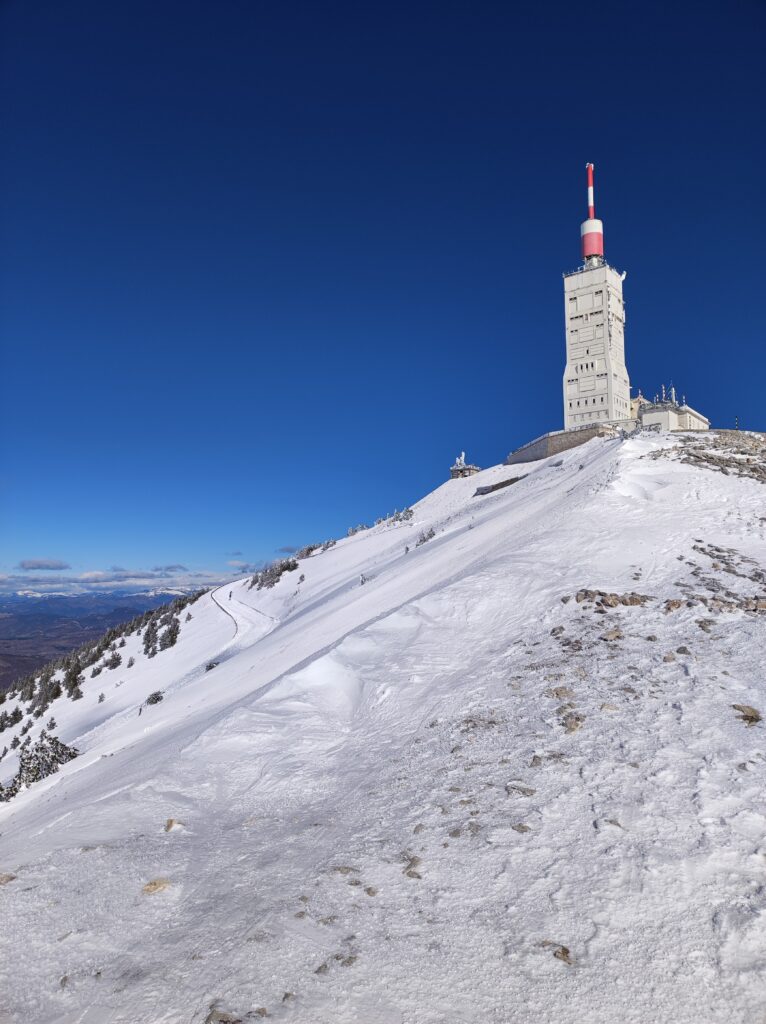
xmin=1 ymin=0 xmax=764 ymax=593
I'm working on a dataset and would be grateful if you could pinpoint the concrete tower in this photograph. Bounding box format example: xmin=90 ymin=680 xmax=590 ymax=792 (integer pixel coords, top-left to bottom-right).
xmin=562 ymin=164 xmax=631 ymax=430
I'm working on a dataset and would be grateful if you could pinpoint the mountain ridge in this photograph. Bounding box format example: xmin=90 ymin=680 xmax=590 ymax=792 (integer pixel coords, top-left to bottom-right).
xmin=0 ymin=431 xmax=765 ymax=1023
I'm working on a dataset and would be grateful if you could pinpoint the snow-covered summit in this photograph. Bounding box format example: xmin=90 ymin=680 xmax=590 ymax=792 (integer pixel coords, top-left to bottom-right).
xmin=1 ymin=431 xmax=765 ymax=1023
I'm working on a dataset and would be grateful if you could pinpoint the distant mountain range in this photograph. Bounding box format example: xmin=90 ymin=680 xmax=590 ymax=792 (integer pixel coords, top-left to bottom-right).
xmin=0 ymin=589 xmax=201 ymax=690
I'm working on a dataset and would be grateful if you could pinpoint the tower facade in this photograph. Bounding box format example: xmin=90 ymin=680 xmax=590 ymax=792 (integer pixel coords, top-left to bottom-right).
xmin=562 ymin=164 xmax=631 ymax=430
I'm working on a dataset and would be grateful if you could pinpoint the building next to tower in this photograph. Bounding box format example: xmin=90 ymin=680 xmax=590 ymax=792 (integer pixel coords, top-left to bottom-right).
xmin=504 ymin=163 xmax=709 ymax=467
xmin=562 ymin=164 xmax=632 ymax=429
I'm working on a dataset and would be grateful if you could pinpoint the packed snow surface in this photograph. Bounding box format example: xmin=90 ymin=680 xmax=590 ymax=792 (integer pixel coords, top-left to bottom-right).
xmin=1 ymin=433 xmax=766 ymax=1023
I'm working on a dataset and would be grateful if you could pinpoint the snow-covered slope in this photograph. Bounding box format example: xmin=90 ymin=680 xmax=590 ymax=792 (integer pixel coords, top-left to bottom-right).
xmin=1 ymin=431 xmax=765 ymax=1024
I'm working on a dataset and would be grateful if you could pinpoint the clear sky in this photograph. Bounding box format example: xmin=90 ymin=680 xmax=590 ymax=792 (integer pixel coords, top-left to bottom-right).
xmin=1 ymin=0 xmax=764 ymax=592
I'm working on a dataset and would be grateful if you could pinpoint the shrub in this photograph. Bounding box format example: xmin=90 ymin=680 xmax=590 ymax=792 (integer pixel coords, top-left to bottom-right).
xmin=145 ymin=691 xmax=164 ymax=706
xmin=249 ymin=558 xmax=299 ymax=591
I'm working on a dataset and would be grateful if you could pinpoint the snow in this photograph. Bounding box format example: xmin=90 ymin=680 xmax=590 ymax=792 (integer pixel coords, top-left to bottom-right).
xmin=1 ymin=432 xmax=765 ymax=1023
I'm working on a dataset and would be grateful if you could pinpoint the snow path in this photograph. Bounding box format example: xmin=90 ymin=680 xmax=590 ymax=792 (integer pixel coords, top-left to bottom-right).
xmin=1 ymin=433 xmax=766 ymax=1023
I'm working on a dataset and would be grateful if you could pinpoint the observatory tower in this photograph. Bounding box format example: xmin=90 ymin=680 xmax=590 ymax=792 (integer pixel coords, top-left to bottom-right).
xmin=562 ymin=164 xmax=631 ymax=429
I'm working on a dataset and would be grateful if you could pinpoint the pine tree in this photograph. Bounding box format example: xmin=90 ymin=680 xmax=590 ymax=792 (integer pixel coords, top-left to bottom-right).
xmin=0 ymin=730 xmax=79 ymax=801
xmin=159 ymin=618 xmax=180 ymax=650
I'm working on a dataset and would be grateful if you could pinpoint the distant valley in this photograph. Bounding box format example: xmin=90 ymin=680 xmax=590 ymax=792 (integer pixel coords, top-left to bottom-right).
xmin=0 ymin=591 xmax=193 ymax=689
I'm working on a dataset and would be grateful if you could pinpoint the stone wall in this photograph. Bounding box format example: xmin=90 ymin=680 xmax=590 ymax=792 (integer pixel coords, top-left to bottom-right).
xmin=505 ymin=423 xmax=625 ymax=466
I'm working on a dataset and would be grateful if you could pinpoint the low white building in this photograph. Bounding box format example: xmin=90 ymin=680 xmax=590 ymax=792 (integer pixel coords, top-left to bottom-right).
xmin=641 ymin=398 xmax=710 ymax=432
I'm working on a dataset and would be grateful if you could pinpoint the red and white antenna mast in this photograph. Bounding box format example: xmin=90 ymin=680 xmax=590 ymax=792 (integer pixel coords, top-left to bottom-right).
xmin=580 ymin=162 xmax=604 ymax=264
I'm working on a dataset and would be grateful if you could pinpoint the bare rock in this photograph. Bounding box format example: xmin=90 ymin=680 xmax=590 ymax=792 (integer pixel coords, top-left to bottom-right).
xmin=506 ymin=782 xmax=536 ymax=797
xmin=732 ymin=704 xmax=762 ymax=726
xmin=601 ymin=628 xmax=623 ymax=642
xmin=563 ymin=711 xmax=585 ymax=733
xmin=142 ymin=878 xmax=171 ymax=894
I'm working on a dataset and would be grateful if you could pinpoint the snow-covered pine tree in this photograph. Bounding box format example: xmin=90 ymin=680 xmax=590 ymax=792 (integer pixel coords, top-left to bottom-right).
xmin=0 ymin=730 xmax=79 ymax=802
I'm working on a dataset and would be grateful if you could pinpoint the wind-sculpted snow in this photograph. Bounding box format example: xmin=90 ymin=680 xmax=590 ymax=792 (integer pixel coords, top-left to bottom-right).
xmin=0 ymin=432 xmax=765 ymax=1023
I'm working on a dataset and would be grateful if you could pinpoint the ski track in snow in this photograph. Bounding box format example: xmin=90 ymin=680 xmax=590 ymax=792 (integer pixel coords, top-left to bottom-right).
xmin=1 ymin=433 xmax=766 ymax=1023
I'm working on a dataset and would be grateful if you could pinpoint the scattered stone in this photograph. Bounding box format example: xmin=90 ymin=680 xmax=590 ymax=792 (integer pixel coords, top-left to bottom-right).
xmin=511 ymin=824 xmax=531 ymax=833
xmin=205 ymin=1009 xmax=241 ymax=1023
xmin=332 ymin=865 xmax=357 ymax=875
xmin=664 ymin=599 xmax=684 ymax=613
xmin=600 ymin=703 xmax=619 ymax=712
xmin=364 ymin=886 xmax=377 ymax=896
xmin=538 ymin=939 xmax=574 ymax=965
xmin=575 ymin=589 xmax=652 ymax=607
xmin=506 ymin=782 xmax=536 ymax=797
xmin=676 ymin=646 xmax=692 ymax=655
xmin=545 ymin=685 xmax=575 ymax=700
xmin=142 ymin=878 xmax=171 ymax=894
xmin=402 ymin=854 xmax=422 ymax=879
xmin=0 ymin=873 xmax=17 ymax=886
xmin=663 ymin=653 xmax=676 ymax=663
xmin=646 ymin=635 xmax=657 ymax=642
xmin=550 ymin=626 xmax=565 ymax=636
xmin=732 ymin=704 xmax=762 ymax=726
xmin=601 ymin=628 xmax=623 ymax=642
xmin=554 ymin=946 xmax=574 ymax=966
xmin=164 ymin=818 xmax=185 ymax=832
xmin=563 ymin=711 xmax=584 ymax=733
